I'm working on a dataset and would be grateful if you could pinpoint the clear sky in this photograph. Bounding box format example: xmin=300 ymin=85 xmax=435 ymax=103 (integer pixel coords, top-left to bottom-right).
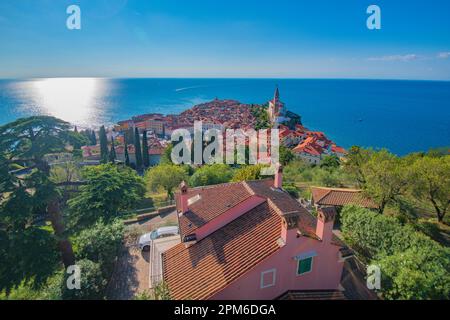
xmin=1 ymin=0 xmax=450 ymax=79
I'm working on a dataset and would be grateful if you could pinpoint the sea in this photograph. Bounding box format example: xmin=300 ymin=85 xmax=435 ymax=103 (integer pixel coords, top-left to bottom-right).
xmin=0 ymin=78 xmax=449 ymax=155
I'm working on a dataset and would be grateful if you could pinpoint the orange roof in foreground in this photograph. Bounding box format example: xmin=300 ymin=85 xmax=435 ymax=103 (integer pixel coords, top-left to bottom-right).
xmin=311 ymin=187 xmax=377 ymax=209
xmin=163 ymin=202 xmax=281 ymax=300
xmin=176 ymin=179 xmax=317 ymax=238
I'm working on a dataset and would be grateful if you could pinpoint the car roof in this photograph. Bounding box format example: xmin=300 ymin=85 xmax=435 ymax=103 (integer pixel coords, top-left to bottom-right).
xmin=156 ymin=226 xmax=179 ymax=234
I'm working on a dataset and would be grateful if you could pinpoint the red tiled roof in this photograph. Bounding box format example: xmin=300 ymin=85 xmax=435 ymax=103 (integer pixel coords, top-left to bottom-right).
xmin=311 ymin=187 xmax=377 ymax=209
xmin=176 ymin=179 xmax=315 ymax=238
xmin=175 ymin=182 xmax=253 ymax=236
xmin=163 ymin=202 xmax=281 ymax=300
xmin=277 ymin=290 xmax=346 ymax=300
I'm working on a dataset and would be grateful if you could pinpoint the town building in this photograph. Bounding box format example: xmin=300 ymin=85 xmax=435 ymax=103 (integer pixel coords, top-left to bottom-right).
xmin=311 ymin=187 xmax=378 ymax=210
xmin=162 ymin=166 xmax=350 ymax=300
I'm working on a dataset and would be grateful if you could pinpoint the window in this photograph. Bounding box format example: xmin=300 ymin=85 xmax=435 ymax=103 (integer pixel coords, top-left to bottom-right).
xmin=260 ymin=269 xmax=276 ymax=289
xmin=297 ymin=257 xmax=313 ymax=275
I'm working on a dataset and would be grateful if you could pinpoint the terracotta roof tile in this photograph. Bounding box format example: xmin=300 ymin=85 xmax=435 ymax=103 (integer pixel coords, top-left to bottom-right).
xmin=311 ymin=187 xmax=377 ymax=209
xmin=163 ymin=202 xmax=281 ymax=300
xmin=176 ymin=182 xmax=252 ymax=237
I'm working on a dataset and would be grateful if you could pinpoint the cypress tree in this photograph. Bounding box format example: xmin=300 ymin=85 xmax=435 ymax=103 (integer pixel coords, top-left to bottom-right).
xmin=124 ymin=143 xmax=130 ymax=167
xmin=91 ymin=130 xmax=97 ymax=145
xmin=99 ymin=126 xmax=108 ymax=164
xmin=134 ymin=127 xmax=143 ymax=170
xmin=109 ymin=136 xmax=116 ymax=163
xmin=142 ymin=130 xmax=150 ymax=168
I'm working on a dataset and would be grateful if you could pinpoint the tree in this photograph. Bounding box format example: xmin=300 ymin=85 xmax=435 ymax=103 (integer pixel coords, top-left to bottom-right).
xmin=90 ymin=130 xmax=97 ymax=146
xmin=279 ymin=145 xmax=295 ymax=165
xmin=409 ymin=156 xmax=450 ymax=222
xmin=68 ymin=164 xmax=145 ymax=228
xmin=341 ymin=205 xmax=450 ymax=300
xmin=232 ymin=164 xmax=266 ymax=182
xmin=108 ymin=136 xmax=116 ymax=163
xmin=362 ymin=150 xmax=407 ymax=213
xmin=142 ymin=130 xmax=150 ymax=168
xmin=161 ymin=144 xmax=174 ymax=164
xmin=189 ymin=164 xmax=233 ymax=187
xmin=134 ymin=128 xmax=143 ymax=170
xmin=73 ymin=219 xmax=124 ymax=277
xmin=343 ymin=146 xmax=373 ymax=187
xmin=62 ymin=259 xmax=106 ymax=300
xmin=124 ymin=142 xmax=130 ymax=167
xmin=320 ymin=154 xmax=340 ymax=170
xmin=99 ymin=126 xmax=108 ymax=164
xmin=145 ymin=164 xmax=188 ymax=199
xmin=0 ymin=116 xmax=77 ymax=271
xmin=375 ymin=246 xmax=450 ymax=300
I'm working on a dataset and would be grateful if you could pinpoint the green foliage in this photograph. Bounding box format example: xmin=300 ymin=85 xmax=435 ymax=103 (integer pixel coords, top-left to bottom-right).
xmin=145 ymin=164 xmax=188 ymax=199
xmin=251 ymin=104 xmax=271 ymax=130
xmin=279 ymin=145 xmax=294 ymax=165
xmin=320 ymin=154 xmax=340 ymax=169
xmin=142 ymin=130 xmax=150 ymax=167
xmin=189 ymin=164 xmax=233 ymax=187
xmin=0 ymin=227 xmax=60 ymax=294
xmin=343 ymin=146 xmax=373 ymax=187
xmin=408 ymin=155 xmax=450 ymax=222
xmin=153 ymin=281 xmax=172 ymax=300
xmin=68 ymin=164 xmax=145 ymax=228
xmin=99 ymin=126 xmax=108 ymax=164
xmin=62 ymin=259 xmax=107 ymax=300
xmin=232 ymin=164 xmax=266 ymax=182
xmin=124 ymin=142 xmax=130 ymax=166
xmin=283 ymin=184 xmax=300 ymax=198
xmin=375 ymin=247 xmax=450 ymax=300
xmin=73 ymin=219 xmax=124 ymax=277
xmin=134 ymin=128 xmax=143 ymax=170
xmin=160 ymin=144 xmax=174 ymax=164
xmin=341 ymin=205 xmax=450 ymax=300
xmin=108 ymin=136 xmax=116 ymax=163
xmin=0 ymin=271 xmax=64 ymax=300
xmin=64 ymin=130 xmax=90 ymax=150
xmin=360 ymin=149 xmax=408 ymax=213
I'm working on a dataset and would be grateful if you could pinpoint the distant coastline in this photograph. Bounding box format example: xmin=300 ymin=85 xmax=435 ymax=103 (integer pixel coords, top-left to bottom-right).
xmin=0 ymin=78 xmax=449 ymax=155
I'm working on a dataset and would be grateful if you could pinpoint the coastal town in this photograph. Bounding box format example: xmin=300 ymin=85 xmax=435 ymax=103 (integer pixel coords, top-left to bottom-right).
xmin=81 ymin=88 xmax=347 ymax=167
xmin=2 ymin=86 xmax=449 ymax=303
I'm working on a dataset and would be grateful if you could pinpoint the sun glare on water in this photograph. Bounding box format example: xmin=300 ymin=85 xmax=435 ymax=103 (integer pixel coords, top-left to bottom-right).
xmin=30 ymin=78 xmax=106 ymax=127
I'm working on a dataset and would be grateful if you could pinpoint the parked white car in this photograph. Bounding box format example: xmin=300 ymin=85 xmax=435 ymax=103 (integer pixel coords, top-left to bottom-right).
xmin=138 ymin=226 xmax=179 ymax=251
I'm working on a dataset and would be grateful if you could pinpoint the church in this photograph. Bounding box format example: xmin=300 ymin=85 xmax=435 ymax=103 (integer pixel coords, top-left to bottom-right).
xmin=267 ymin=87 xmax=301 ymax=129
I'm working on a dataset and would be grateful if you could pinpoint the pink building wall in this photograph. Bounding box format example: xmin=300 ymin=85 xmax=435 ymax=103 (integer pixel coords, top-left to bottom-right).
xmin=194 ymin=195 xmax=266 ymax=241
xmin=209 ymin=226 xmax=344 ymax=300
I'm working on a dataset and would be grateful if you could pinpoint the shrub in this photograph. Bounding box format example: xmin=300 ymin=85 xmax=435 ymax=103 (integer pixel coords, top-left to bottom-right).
xmin=73 ymin=219 xmax=124 ymax=277
xmin=62 ymin=259 xmax=106 ymax=300
xmin=341 ymin=205 xmax=450 ymax=300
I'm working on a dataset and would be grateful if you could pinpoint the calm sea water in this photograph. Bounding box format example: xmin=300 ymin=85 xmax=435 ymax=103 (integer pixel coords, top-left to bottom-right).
xmin=0 ymin=78 xmax=449 ymax=155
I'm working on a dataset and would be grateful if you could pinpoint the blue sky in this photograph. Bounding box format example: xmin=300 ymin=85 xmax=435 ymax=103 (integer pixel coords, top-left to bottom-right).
xmin=1 ymin=0 xmax=450 ymax=79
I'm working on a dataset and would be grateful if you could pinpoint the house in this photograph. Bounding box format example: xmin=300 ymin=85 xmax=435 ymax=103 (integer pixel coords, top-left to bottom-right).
xmin=311 ymin=187 xmax=377 ymax=210
xmin=162 ymin=166 xmax=349 ymax=300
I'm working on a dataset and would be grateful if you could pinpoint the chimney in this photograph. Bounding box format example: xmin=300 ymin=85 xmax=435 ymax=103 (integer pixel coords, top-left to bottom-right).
xmin=279 ymin=211 xmax=300 ymax=247
xmin=274 ymin=163 xmax=283 ymax=189
xmin=316 ymin=207 xmax=336 ymax=244
xmin=179 ymin=181 xmax=189 ymax=215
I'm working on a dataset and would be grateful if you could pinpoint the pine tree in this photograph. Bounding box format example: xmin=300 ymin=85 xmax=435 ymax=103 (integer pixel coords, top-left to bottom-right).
xmin=99 ymin=126 xmax=108 ymax=164
xmin=109 ymin=136 xmax=116 ymax=163
xmin=142 ymin=130 xmax=150 ymax=168
xmin=124 ymin=143 xmax=130 ymax=167
xmin=134 ymin=127 xmax=143 ymax=170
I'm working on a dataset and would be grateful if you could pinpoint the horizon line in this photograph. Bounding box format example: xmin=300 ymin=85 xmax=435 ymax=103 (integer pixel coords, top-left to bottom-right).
xmin=1 ymin=76 xmax=449 ymax=82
